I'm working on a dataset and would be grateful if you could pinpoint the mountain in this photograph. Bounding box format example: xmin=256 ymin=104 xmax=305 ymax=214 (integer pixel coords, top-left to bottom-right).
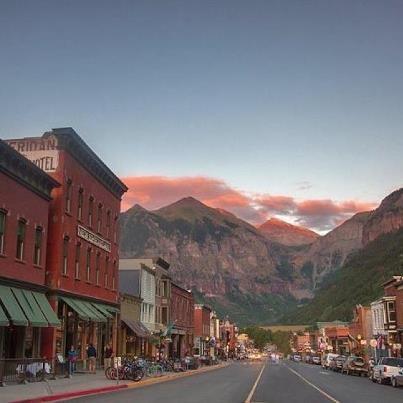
xmin=295 ymin=211 xmax=371 ymax=287
xmin=119 ymin=197 xmax=303 ymax=325
xmin=282 ymin=188 xmax=403 ymax=324
xmin=258 ymin=218 xmax=319 ymax=246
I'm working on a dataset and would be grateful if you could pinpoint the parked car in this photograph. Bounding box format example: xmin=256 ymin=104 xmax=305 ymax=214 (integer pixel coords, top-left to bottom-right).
xmin=372 ymin=357 xmax=403 ymax=384
xmin=341 ymin=356 xmax=368 ymax=376
xmin=329 ymin=356 xmax=338 ymax=371
xmin=292 ymin=354 xmax=302 ymax=362
xmin=391 ymin=367 xmax=403 ymax=388
xmin=334 ymin=355 xmax=347 ymax=372
xmin=322 ymin=353 xmax=339 ymax=369
xmin=312 ymin=356 xmax=321 ymax=365
xmin=304 ymin=355 xmax=313 ymax=364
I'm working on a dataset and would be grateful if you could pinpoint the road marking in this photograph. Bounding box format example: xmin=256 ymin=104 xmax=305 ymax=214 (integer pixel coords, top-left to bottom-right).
xmin=285 ymin=365 xmax=340 ymax=403
xmin=244 ymin=362 xmax=266 ymax=403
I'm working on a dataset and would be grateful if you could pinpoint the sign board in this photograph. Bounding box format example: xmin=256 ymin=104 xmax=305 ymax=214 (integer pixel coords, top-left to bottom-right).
xmin=77 ymin=225 xmax=111 ymax=252
xmin=114 ymin=357 xmax=121 ymax=368
xmin=56 ymin=353 xmax=65 ymax=364
xmin=370 ymin=339 xmax=377 ymax=348
xmin=6 ymin=137 xmax=59 ymax=172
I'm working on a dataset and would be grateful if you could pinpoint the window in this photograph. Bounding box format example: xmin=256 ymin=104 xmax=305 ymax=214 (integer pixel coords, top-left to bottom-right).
xmin=16 ymin=219 xmax=26 ymax=260
xmin=95 ymin=253 xmax=100 ymax=285
xmin=0 ymin=210 xmax=6 ymax=255
xmin=75 ymin=243 xmax=81 ymax=279
xmin=86 ymin=248 xmax=91 ymax=282
xmin=65 ymin=179 xmax=72 ymax=213
xmin=112 ymin=274 xmax=115 ymax=290
xmin=97 ymin=204 xmax=102 ymax=233
xmin=33 ymin=227 xmax=43 ymax=266
xmin=77 ymin=188 xmax=83 ymax=220
xmin=106 ymin=210 xmax=111 ymax=238
xmin=88 ymin=197 xmax=94 ymax=227
xmin=104 ymin=257 xmax=109 ymax=288
xmin=113 ymin=214 xmax=118 ymax=243
xmin=62 ymin=236 xmax=69 ymax=275
xmin=387 ymin=301 xmax=396 ymax=322
xmin=162 ymin=307 xmax=168 ymax=325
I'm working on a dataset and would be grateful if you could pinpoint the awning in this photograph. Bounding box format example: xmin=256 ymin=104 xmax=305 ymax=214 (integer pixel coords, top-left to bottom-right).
xmin=91 ymin=303 xmax=113 ymax=319
xmin=0 ymin=285 xmax=28 ymax=326
xmin=60 ymin=297 xmax=107 ymax=322
xmin=105 ymin=306 xmax=120 ymax=313
xmin=12 ymin=288 xmax=48 ymax=327
xmin=122 ymin=318 xmax=151 ymax=338
xmin=0 ymin=304 xmax=9 ymax=326
xmin=32 ymin=292 xmax=60 ymax=326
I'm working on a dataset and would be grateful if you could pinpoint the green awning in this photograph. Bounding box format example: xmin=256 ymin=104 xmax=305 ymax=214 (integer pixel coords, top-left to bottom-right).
xmin=61 ymin=297 xmax=91 ymax=320
xmin=12 ymin=288 xmax=48 ymax=327
xmin=60 ymin=297 xmax=107 ymax=322
xmin=32 ymin=292 xmax=60 ymax=326
xmin=0 ymin=304 xmax=9 ymax=326
xmin=81 ymin=301 xmax=107 ymax=322
xmin=105 ymin=305 xmax=120 ymax=313
xmin=91 ymin=303 xmax=113 ymax=319
xmin=0 ymin=285 xmax=28 ymax=326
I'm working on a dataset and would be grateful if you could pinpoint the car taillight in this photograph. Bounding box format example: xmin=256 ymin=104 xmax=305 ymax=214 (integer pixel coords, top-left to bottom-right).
xmin=384 ymin=366 xmax=387 ymax=372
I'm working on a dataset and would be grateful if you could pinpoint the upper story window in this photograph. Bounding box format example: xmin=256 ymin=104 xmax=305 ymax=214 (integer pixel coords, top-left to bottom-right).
xmin=97 ymin=203 xmax=103 ymax=233
xmin=62 ymin=236 xmax=69 ymax=275
xmin=88 ymin=197 xmax=94 ymax=228
xmin=113 ymin=214 xmax=118 ymax=243
xmin=77 ymin=188 xmax=84 ymax=221
xmin=16 ymin=219 xmax=26 ymax=260
xmin=33 ymin=226 xmax=43 ymax=266
xmin=65 ymin=179 xmax=72 ymax=213
xmin=75 ymin=242 xmax=81 ymax=279
xmin=104 ymin=256 xmax=109 ymax=288
xmin=387 ymin=301 xmax=396 ymax=322
xmin=86 ymin=248 xmax=92 ymax=282
xmin=0 ymin=210 xmax=6 ymax=255
xmin=95 ymin=252 xmax=100 ymax=285
xmin=106 ymin=210 xmax=111 ymax=239
xmin=112 ymin=260 xmax=116 ymax=290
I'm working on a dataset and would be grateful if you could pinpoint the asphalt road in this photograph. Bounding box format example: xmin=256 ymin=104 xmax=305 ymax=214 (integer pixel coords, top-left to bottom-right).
xmin=71 ymin=360 xmax=403 ymax=403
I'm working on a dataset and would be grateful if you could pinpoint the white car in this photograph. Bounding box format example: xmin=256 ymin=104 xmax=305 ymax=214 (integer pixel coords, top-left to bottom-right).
xmin=321 ymin=353 xmax=339 ymax=369
xmin=372 ymin=357 xmax=403 ymax=384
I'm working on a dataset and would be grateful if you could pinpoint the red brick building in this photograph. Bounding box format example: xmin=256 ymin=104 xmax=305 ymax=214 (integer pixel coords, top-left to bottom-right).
xmin=6 ymin=128 xmax=127 ymax=365
xmin=193 ymin=304 xmax=211 ymax=356
xmin=169 ymin=283 xmax=194 ymax=358
xmin=0 ymin=140 xmax=60 ymax=358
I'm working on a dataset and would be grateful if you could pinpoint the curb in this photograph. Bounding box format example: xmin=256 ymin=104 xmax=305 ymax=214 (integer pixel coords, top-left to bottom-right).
xmin=11 ymin=384 xmax=128 ymax=403
xmin=12 ymin=363 xmax=229 ymax=403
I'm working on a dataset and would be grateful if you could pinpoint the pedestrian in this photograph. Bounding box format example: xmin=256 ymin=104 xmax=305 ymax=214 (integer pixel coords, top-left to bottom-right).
xmin=104 ymin=343 xmax=113 ymax=369
xmin=87 ymin=343 xmax=97 ymax=373
xmin=68 ymin=345 xmax=77 ymax=375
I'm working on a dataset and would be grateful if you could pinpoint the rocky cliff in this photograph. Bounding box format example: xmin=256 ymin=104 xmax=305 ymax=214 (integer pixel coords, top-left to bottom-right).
xmin=259 ymin=218 xmax=319 ymax=246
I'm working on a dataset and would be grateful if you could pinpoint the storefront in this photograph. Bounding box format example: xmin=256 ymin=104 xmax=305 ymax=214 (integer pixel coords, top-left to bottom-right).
xmin=54 ymin=296 xmax=118 ymax=368
xmin=0 ymin=285 xmax=60 ymax=359
xmin=119 ymin=318 xmax=151 ymax=357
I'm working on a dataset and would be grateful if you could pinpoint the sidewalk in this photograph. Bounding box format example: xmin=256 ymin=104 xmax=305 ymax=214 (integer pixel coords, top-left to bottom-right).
xmin=4 ymin=364 xmax=229 ymax=403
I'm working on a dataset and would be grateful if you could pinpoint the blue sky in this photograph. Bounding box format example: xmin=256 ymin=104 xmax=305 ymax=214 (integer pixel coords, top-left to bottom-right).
xmin=1 ymin=0 xmax=403 ymax=230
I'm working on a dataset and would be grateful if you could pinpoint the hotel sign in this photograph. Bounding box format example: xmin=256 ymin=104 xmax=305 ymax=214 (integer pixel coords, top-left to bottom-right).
xmin=6 ymin=136 xmax=59 ymax=173
xmin=77 ymin=225 xmax=111 ymax=252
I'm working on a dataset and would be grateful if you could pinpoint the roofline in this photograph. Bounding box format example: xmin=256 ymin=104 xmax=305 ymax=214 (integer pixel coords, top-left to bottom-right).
xmin=171 ymin=282 xmax=193 ymax=295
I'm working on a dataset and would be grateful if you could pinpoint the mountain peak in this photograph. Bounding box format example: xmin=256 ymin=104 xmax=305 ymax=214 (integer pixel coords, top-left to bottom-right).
xmin=126 ymin=203 xmax=149 ymax=213
xmin=259 ymin=217 xmax=319 ymax=246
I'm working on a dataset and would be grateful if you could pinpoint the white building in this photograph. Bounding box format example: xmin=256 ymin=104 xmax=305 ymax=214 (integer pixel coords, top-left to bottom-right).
xmin=119 ymin=259 xmax=156 ymax=331
xmin=370 ymin=299 xmax=387 ymax=337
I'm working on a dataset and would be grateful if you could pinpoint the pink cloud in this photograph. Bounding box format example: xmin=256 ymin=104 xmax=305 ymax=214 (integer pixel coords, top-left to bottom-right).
xmin=120 ymin=175 xmax=377 ymax=232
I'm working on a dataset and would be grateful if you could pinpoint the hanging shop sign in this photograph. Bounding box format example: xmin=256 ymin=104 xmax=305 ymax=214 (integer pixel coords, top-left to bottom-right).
xmin=77 ymin=225 xmax=111 ymax=252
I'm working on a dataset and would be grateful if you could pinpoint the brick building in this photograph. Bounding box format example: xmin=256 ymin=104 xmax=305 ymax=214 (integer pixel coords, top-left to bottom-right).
xmin=6 ymin=128 xmax=127 ymax=366
xmin=169 ymin=283 xmax=194 ymax=358
xmin=0 ymin=140 xmax=60 ymax=358
xmin=193 ymin=304 xmax=211 ymax=356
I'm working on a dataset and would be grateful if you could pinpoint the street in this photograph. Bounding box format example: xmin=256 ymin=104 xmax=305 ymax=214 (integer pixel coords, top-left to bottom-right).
xmin=71 ymin=360 xmax=403 ymax=403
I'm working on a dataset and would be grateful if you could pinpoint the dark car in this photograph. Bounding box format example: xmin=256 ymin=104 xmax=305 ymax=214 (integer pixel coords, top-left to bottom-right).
xmin=342 ymin=356 xmax=368 ymax=376
xmin=334 ymin=355 xmax=347 ymax=372
xmin=312 ymin=356 xmax=321 ymax=365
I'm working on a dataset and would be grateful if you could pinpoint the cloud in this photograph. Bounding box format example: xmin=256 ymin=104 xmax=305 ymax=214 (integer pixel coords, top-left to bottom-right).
xmin=120 ymin=175 xmax=377 ymax=232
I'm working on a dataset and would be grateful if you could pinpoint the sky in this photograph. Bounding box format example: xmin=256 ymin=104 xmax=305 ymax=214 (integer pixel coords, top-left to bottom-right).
xmin=1 ymin=0 xmax=402 ymax=232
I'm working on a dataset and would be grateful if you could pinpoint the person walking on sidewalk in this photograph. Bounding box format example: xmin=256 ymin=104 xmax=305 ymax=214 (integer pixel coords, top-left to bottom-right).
xmin=87 ymin=343 xmax=97 ymax=373
xmin=68 ymin=345 xmax=78 ymax=375
xmin=104 ymin=343 xmax=113 ymax=369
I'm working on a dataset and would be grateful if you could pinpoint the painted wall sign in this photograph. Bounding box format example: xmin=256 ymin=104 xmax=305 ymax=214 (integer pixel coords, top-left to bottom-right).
xmin=6 ymin=137 xmax=59 ymax=172
xmin=77 ymin=224 xmax=111 ymax=252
